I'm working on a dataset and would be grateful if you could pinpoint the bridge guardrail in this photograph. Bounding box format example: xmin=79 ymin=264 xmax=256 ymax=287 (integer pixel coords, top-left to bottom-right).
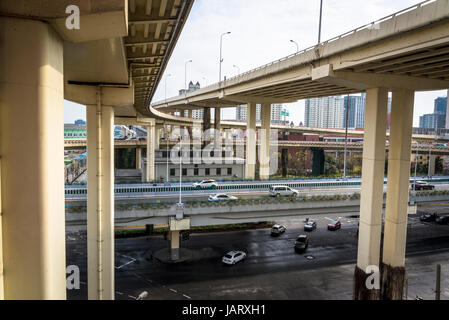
xmin=64 ymin=177 xmax=449 ymax=199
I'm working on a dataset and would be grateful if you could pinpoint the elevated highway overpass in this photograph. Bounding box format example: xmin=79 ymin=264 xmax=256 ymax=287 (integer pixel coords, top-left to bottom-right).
xmin=3 ymin=0 xmax=449 ymax=301
xmin=64 ymin=138 xmax=449 ymax=155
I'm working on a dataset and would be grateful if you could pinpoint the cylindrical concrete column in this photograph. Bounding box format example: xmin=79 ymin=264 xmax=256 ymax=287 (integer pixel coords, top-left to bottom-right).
xmin=245 ymin=103 xmax=257 ymax=179
xmin=136 ymin=147 xmax=142 ymax=169
xmin=0 ymin=17 xmax=66 ymax=299
xmin=155 ymin=126 xmax=161 ymax=150
xmin=87 ymin=94 xmax=115 ymax=300
xmin=146 ymin=124 xmax=155 ymax=182
xmin=214 ymin=107 xmax=221 ymax=149
xmin=203 ymin=108 xmax=211 ymax=148
xmin=381 ymin=89 xmax=415 ymax=300
xmin=170 ymin=230 xmax=180 ymax=261
xmin=354 ymin=87 xmax=388 ymax=300
xmin=260 ymin=103 xmax=271 ymax=179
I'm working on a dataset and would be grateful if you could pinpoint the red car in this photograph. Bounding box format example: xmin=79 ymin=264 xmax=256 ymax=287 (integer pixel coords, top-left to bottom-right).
xmin=327 ymin=220 xmax=341 ymax=231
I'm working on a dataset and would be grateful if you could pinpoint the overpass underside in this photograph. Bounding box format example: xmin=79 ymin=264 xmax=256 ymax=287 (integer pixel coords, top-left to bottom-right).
xmin=149 ymin=0 xmax=449 ymax=300
xmin=0 ymin=0 xmax=193 ymax=300
xmin=1 ymin=0 xmax=449 ymax=301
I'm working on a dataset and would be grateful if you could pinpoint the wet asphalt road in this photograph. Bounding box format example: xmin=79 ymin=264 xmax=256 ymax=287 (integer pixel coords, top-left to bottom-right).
xmin=66 ymin=205 xmax=449 ymax=300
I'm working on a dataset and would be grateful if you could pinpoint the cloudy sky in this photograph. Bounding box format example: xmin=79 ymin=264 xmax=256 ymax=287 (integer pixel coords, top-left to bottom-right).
xmin=65 ymin=0 xmax=448 ymax=126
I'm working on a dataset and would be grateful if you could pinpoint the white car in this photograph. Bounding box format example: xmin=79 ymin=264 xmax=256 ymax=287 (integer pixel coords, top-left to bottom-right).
xmin=269 ymin=185 xmax=299 ymax=197
xmin=208 ymin=193 xmax=238 ymax=202
xmin=271 ymin=224 xmax=286 ymax=236
xmin=192 ymin=180 xmax=218 ymax=189
xmin=222 ymin=251 xmax=247 ymax=265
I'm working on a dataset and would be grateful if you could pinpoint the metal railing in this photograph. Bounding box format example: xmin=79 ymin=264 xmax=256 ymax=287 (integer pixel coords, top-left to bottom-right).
xmin=65 ymin=176 xmax=449 ymax=199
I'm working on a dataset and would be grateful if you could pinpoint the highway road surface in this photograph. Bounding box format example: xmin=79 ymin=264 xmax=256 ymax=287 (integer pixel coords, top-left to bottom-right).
xmin=66 ymin=205 xmax=449 ymax=300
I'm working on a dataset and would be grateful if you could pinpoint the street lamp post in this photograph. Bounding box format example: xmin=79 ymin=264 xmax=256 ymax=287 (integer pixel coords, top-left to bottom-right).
xmin=290 ymin=39 xmax=299 ymax=53
xmin=318 ymin=0 xmax=323 ymax=43
xmin=165 ymin=73 xmax=171 ymax=105
xmin=219 ymin=31 xmax=231 ymax=83
xmin=178 ymin=137 xmax=183 ymax=205
xmin=184 ymin=59 xmax=192 ymax=93
xmin=165 ymin=73 xmax=171 ymax=184
xmin=343 ymin=95 xmax=349 ymax=179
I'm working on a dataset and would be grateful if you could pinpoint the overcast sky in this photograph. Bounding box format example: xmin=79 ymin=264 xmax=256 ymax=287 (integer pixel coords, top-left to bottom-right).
xmin=65 ymin=0 xmax=448 ymax=126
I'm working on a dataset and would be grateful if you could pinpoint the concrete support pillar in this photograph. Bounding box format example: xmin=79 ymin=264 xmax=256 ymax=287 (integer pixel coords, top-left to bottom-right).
xmin=169 ymin=230 xmax=180 ymax=261
xmin=381 ymin=90 xmax=415 ymax=300
xmin=214 ymin=107 xmax=221 ymax=148
xmin=136 ymin=147 xmax=142 ymax=169
xmin=146 ymin=123 xmax=155 ymax=182
xmin=203 ymin=108 xmax=211 ymax=147
xmin=260 ymin=103 xmax=271 ymax=179
xmin=354 ymin=88 xmax=388 ymax=300
xmin=188 ymin=109 xmax=192 ymax=118
xmin=245 ymin=102 xmax=257 ymax=179
xmin=312 ymin=148 xmax=325 ymax=176
xmin=0 ymin=17 xmax=66 ymax=299
xmin=86 ymin=92 xmax=115 ymax=300
xmin=428 ymin=154 xmax=437 ymax=175
xmin=155 ymin=126 xmax=161 ymax=150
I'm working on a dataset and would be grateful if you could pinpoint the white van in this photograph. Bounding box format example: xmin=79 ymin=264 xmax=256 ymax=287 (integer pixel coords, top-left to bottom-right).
xmin=269 ymin=185 xmax=299 ymax=197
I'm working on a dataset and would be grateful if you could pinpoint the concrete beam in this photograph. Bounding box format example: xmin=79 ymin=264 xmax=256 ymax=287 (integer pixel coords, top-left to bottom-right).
xmin=65 ymin=84 xmax=134 ymax=107
xmin=312 ymin=64 xmax=449 ymax=91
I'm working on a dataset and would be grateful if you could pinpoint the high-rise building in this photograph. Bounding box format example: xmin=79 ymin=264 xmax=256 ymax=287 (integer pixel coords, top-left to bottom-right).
xmin=419 ymin=95 xmax=447 ymax=130
xmin=178 ymin=81 xmax=203 ymax=119
xmin=304 ymin=96 xmax=345 ymax=128
xmin=343 ymin=95 xmax=366 ymax=129
xmin=179 ymin=81 xmax=200 ymax=95
xmin=235 ymin=104 xmax=282 ymax=123
xmin=419 ymin=113 xmax=446 ymax=130
xmin=434 ymin=96 xmax=447 ymax=114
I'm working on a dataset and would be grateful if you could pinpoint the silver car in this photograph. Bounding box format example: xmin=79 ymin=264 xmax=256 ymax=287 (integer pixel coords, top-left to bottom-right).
xmin=269 ymin=185 xmax=299 ymax=197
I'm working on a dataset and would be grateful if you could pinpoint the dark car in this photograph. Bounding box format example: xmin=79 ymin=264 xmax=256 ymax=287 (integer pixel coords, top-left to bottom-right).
xmin=304 ymin=221 xmax=317 ymax=232
xmin=410 ymin=181 xmax=435 ymax=191
xmin=328 ymin=220 xmax=341 ymax=231
xmin=294 ymin=235 xmax=309 ymax=253
xmin=420 ymin=213 xmax=438 ymax=222
xmin=435 ymin=215 xmax=449 ymax=225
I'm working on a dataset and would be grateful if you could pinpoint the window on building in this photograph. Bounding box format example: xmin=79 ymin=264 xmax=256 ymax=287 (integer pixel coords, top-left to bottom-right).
xmin=182 ymin=168 xmax=187 ymax=176
xmin=216 ymin=168 xmax=221 ymax=175
xmin=194 ymin=168 xmax=199 ymax=176
xmin=170 ymin=169 xmax=176 ymax=176
xmin=227 ymin=168 xmax=232 ymax=175
xmin=205 ymin=168 xmax=210 ymax=176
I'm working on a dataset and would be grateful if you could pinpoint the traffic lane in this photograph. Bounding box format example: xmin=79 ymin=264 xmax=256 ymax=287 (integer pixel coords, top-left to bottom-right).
xmin=65 ymin=183 xmax=449 ymax=204
xmin=65 ymin=187 xmax=364 ymax=205
xmin=66 ymin=207 xmax=449 ymax=300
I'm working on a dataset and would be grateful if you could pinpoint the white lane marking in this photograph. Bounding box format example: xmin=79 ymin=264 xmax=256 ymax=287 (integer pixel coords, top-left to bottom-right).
xmin=183 ymin=294 xmax=192 ymax=299
xmin=128 ymin=295 xmax=137 ymax=299
xmin=116 ymin=291 xmax=124 ymax=295
xmin=116 ymin=255 xmax=137 ymax=269
xmin=169 ymin=288 xmax=177 ymax=293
